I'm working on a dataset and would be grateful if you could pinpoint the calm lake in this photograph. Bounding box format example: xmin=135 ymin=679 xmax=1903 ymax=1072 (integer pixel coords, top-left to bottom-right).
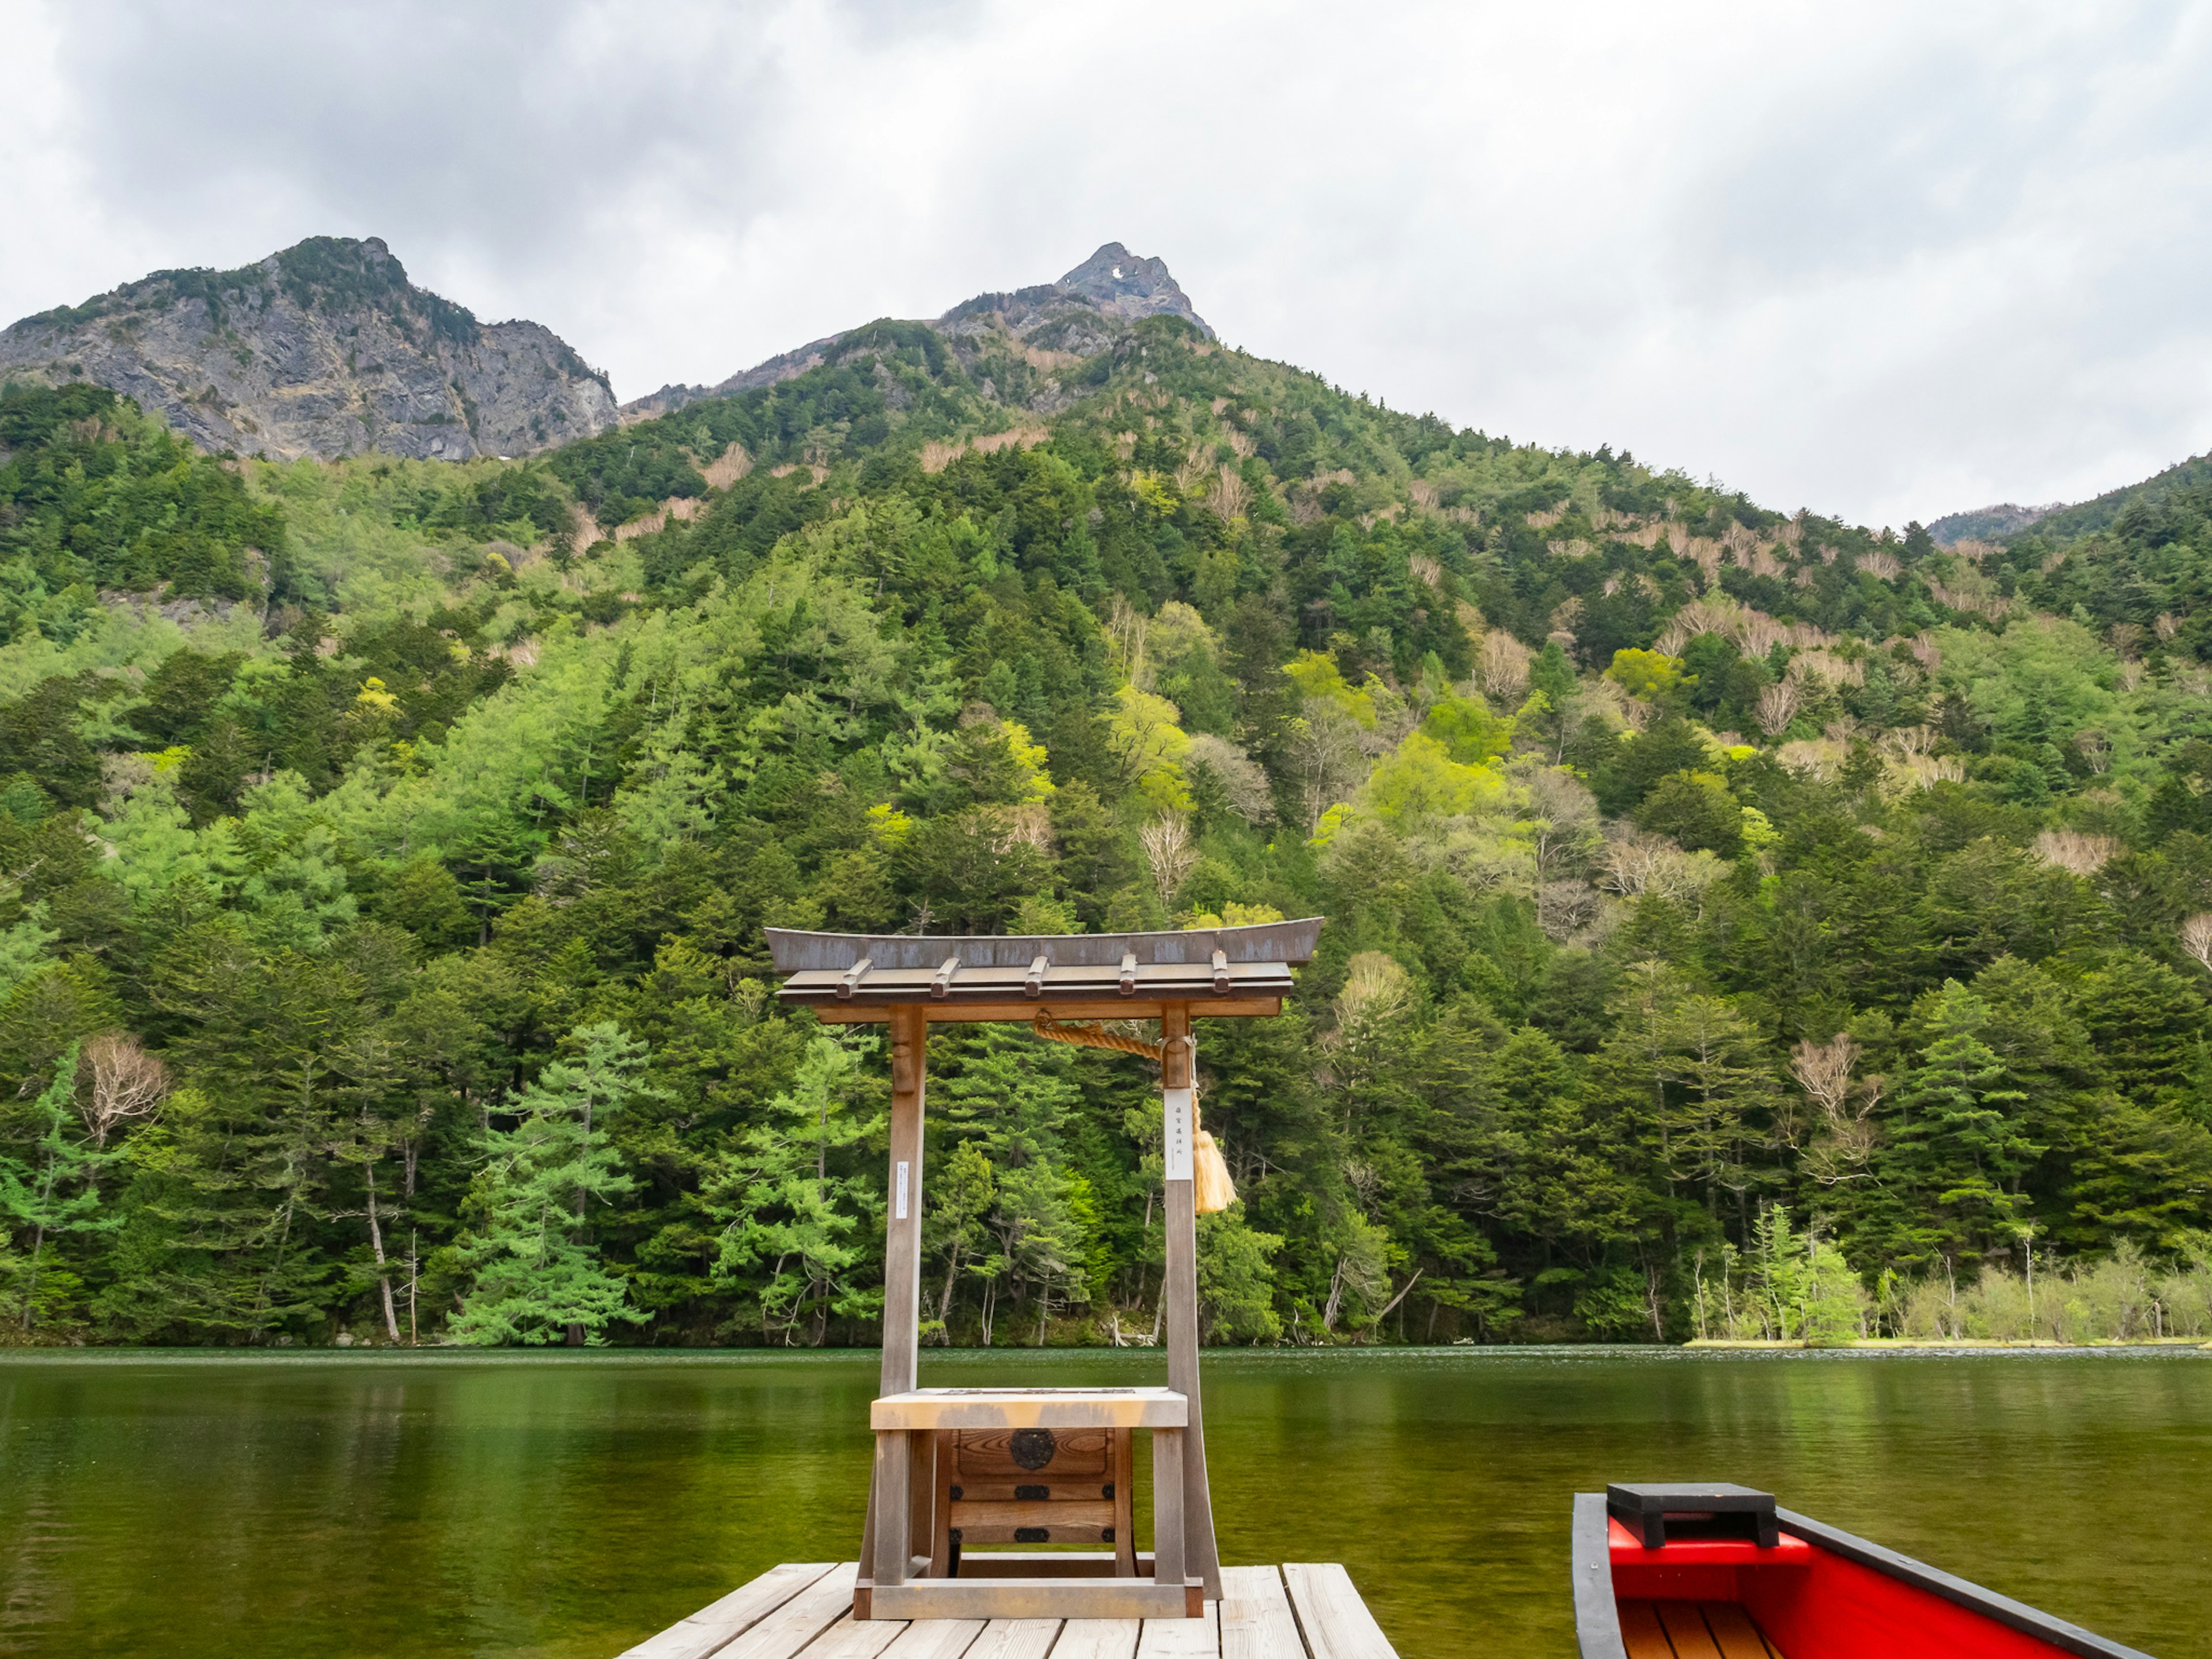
xmin=1 ymin=1346 xmax=2205 ymax=1658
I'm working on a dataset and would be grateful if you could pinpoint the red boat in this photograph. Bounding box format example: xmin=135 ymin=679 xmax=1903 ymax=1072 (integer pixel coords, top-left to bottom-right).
xmin=1574 ymin=1483 xmax=2152 ymax=1659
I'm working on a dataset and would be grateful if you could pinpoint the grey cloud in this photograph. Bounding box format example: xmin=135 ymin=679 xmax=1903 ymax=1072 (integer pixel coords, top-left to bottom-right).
xmin=10 ymin=0 xmax=2212 ymax=526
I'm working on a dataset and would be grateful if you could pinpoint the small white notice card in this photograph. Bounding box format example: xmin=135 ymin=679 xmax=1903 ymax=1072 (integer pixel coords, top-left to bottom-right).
xmin=896 ymin=1160 xmax=910 ymax=1220
xmin=1164 ymin=1088 xmax=1194 ymax=1183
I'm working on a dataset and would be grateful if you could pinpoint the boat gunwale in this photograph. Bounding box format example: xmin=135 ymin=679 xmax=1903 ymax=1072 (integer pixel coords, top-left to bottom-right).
xmin=1569 ymin=1488 xmax=2157 ymax=1659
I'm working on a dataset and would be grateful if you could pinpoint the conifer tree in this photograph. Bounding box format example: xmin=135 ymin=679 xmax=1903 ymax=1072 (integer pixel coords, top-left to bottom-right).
xmin=448 ymin=1022 xmax=653 ymax=1346
xmin=1878 ymin=982 xmax=2040 ymax=1271
xmin=706 ymin=1032 xmax=884 ymax=1345
xmin=1 ymin=1044 xmax=117 ymax=1331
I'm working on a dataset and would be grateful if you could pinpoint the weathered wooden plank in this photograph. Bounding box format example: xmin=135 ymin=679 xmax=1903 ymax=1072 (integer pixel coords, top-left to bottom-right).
xmin=798 ymin=1613 xmax=909 ymax=1659
xmin=616 ymin=1562 xmax=839 ymax=1659
xmin=765 ymin=919 xmax=1323 ymax=972
xmin=959 ymin=1621 xmax=1063 ymax=1659
xmin=718 ymin=1564 xmax=863 ymax=1659
xmin=1218 ymin=1566 xmax=1303 ymax=1659
xmin=951 ymin=1501 xmax=1115 ymax=1530
xmin=1135 ymin=1600 xmax=1220 ymax=1659
xmin=806 ymin=999 xmax=1283 ymax=1025
xmin=873 ymin=1388 xmax=1187 ymax=1430
xmin=1052 ymin=1619 xmax=1144 ymax=1659
xmin=788 ymin=964 xmax=1295 ymax=999
xmin=1699 ymin=1603 xmax=1774 ymax=1659
xmin=949 ymin=1478 xmax=1112 ymax=1503
xmin=1613 ymin=1601 xmax=1671 ymax=1659
xmin=875 ymin=1619 xmax=988 ymax=1659
xmin=869 ymin=1581 xmax=1192 ymax=1621
xmin=1656 ymin=1601 xmax=1723 ymax=1659
xmin=1281 ymin=1564 xmax=1395 ymax=1659
xmin=941 ymin=1554 xmax=1154 ymax=1580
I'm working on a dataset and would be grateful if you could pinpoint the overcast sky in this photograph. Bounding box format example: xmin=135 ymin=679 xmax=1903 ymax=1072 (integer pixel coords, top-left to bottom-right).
xmin=5 ymin=1 xmax=2210 ymax=527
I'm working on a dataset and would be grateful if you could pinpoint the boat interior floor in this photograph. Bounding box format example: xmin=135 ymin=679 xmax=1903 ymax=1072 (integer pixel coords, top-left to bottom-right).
xmin=1618 ymin=1598 xmax=1784 ymax=1659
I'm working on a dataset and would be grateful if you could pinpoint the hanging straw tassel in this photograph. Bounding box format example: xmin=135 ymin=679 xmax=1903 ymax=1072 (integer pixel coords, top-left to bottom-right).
xmin=1031 ymin=1012 xmax=1237 ymax=1212
xmin=1191 ymin=1105 xmax=1237 ymax=1214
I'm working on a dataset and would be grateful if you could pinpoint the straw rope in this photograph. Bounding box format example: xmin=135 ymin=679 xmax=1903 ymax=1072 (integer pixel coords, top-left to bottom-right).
xmin=1029 ymin=1009 xmax=1173 ymax=1063
xmin=1028 ymin=1010 xmax=1236 ymax=1212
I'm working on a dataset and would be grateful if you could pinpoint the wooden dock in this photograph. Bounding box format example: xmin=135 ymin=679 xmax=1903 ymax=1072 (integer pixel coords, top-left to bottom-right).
xmin=617 ymin=1561 xmax=1400 ymax=1659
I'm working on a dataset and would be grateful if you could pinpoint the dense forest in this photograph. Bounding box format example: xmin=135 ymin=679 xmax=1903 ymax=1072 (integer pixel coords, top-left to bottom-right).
xmin=5 ymin=302 xmax=2212 ymax=1350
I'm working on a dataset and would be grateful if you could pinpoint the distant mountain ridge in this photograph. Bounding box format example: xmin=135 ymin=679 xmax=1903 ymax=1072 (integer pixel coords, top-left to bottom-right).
xmin=619 ymin=241 xmax=1211 ymax=422
xmin=1926 ymin=501 xmax=2066 ymax=546
xmin=2020 ymin=452 xmax=2212 ymax=544
xmin=0 ymin=236 xmax=619 ymax=462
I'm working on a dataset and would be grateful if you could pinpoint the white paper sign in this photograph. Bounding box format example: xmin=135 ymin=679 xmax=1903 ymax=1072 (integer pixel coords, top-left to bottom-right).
xmin=896 ymin=1160 xmax=910 ymax=1220
xmin=1163 ymin=1087 xmax=1195 ymax=1183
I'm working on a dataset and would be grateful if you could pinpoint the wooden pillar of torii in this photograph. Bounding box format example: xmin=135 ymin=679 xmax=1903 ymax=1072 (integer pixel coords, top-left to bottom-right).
xmin=765 ymin=918 xmax=1321 ymax=1621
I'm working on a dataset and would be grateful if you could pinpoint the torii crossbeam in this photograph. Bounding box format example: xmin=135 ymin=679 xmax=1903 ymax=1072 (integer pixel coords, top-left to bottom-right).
xmin=765 ymin=918 xmax=1322 ymax=1621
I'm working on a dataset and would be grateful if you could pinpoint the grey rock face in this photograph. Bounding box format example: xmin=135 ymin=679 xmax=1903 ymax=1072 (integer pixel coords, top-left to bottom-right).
xmin=0 ymin=236 xmax=619 ymax=461
xmin=1054 ymin=243 xmax=1212 ymax=334
xmin=622 ymin=240 xmax=1210 ymax=422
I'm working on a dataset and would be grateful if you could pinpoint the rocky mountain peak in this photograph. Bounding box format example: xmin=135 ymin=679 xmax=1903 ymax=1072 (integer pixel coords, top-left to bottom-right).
xmin=1055 ymin=243 xmax=1211 ymax=336
xmin=0 ymin=236 xmax=618 ymax=463
xmin=620 ymin=239 xmax=1214 ymax=422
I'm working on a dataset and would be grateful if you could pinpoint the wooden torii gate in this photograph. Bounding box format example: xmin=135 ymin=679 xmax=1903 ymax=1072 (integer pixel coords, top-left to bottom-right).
xmin=765 ymin=918 xmax=1322 ymax=1622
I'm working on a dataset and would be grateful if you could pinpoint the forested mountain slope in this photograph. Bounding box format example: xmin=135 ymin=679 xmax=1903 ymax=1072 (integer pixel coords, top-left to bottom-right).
xmin=4 ymin=264 xmax=2212 ymax=1350
xmin=0 ymin=237 xmax=618 ymax=462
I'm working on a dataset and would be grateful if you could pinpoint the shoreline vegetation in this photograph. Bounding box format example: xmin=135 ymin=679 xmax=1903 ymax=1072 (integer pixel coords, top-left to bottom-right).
xmin=1684 ymin=1337 xmax=2212 ymax=1349
xmin=9 ymin=299 xmax=2212 ymax=1353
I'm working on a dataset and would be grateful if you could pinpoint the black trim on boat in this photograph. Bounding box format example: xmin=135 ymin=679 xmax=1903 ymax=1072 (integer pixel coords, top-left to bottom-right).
xmin=1772 ymin=1508 xmax=2152 ymax=1659
xmin=1571 ymin=1492 xmax=1630 ymax=1659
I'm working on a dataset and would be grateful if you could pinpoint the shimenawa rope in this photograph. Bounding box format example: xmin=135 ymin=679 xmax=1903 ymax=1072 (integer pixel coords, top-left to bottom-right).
xmin=1028 ymin=1011 xmax=1237 ymax=1213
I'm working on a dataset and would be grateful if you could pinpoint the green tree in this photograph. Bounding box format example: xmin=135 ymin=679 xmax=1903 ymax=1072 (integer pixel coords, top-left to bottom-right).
xmin=706 ymin=1032 xmax=884 ymax=1344
xmin=1 ymin=1044 xmax=116 ymax=1330
xmin=1876 ymin=982 xmax=2041 ymax=1271
xmin=447 ymin=1022 xmax=654 ymax=1346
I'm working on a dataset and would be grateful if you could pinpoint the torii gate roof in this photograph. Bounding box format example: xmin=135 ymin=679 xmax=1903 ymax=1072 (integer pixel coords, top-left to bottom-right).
xmin=766 ymin=916 xmax=1321 ymax=1022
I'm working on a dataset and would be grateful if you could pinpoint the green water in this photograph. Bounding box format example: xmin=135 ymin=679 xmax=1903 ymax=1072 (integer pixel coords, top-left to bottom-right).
xmin=1 ymin=1348 xmax=2205 ymax=1659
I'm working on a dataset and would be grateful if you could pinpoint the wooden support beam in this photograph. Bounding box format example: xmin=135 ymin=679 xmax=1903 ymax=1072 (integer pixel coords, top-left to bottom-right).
xmin=807 ymin=998 xmax=1281 ymax=1025
xmin=862 ymin=1003 xmax=929 ymax=1612
xmin=1112 ymin=1425 xmax=1136 ymax=1577
xmin=1159 ymin=1005 xmax=1222 ymax=1600
xmin=836 ymin=957 xmax=873 ymax=1001
xmin=1150 ymin=1425 xmax=1185 ymax=1597
xmin=872 ymin=1429 xmax=911 ymax=1589
xmin=907 ymin=1429 xmax=934 ymax=1581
